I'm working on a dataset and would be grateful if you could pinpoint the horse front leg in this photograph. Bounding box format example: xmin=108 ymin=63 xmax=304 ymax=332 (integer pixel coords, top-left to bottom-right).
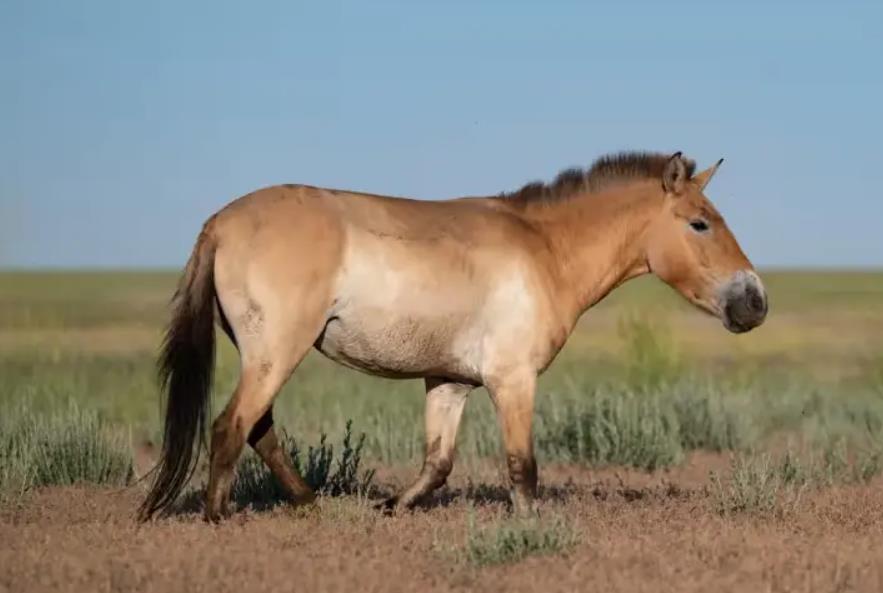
xmin=486 ymin=370 xmax=538 ymax=515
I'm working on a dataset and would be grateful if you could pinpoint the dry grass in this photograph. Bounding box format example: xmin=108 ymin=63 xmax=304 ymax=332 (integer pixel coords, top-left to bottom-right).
xmin=2 ymin=457 xmax=883 ymax=593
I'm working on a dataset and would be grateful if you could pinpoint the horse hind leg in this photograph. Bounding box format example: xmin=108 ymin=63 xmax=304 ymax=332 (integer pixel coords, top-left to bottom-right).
xmin=205 ymin=362 xmax=284 ymax=521
xmin=205 ymin=321 xmax=325 ymax=521
xmin=214 ymin=299 xmax=314 ymax=508
xmin=206 ymin=205 xmax=344 ymax=520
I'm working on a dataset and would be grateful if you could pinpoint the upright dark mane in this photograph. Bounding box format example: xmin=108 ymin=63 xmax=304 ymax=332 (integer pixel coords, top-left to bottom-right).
xmin=501 ymin=151 xmax=697 ymax=204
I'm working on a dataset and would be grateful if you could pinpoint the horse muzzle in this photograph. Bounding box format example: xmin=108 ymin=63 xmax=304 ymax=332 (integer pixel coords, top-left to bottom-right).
xmin=720 ymin=270 xmax=768 ymax=334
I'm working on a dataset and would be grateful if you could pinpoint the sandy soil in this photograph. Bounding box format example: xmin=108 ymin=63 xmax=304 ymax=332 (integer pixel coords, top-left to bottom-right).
xmin=2 ymin=455 xmax=883 ymax=593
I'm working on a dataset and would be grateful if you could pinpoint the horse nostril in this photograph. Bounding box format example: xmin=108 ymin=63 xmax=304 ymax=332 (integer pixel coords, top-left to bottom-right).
xmin=748 ymin=290 xmax=765 ymax=314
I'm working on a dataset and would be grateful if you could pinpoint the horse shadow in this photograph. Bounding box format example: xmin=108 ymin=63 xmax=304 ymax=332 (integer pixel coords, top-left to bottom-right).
xmin=158 ymin=472 xmax=693 ymax=520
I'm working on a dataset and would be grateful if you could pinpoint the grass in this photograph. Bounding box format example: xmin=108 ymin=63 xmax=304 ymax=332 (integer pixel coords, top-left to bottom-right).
xmin=710 ymin=454 xmax=788 ymax=516
xmin=0 ymin=402 xmax=133 ymax=499
xmin=537 ymin=389 xmax=683 ymax=470
xmin=440 ymin=510 xmax=579 ymax=567
xmin=617 ymin=311 xmax=683 ymax=391
xmin=2 ymin=269 xmax=883 ymax=512
xmin=709 ymin=440 xmax=883 ymax=517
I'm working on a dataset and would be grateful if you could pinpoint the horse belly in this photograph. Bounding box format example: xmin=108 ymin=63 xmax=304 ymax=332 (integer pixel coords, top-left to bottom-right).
xmin=317 ymin=227 xmax=489 ymax=380
xmin=314 ymin=305 xmax=475 ymax=381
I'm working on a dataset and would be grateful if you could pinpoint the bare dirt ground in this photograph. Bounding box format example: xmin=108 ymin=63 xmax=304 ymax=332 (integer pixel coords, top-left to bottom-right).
xmin=2 ymin=454 xmax=883 ymax=593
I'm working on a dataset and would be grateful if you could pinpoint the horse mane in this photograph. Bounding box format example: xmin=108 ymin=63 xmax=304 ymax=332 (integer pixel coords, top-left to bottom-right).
xmin=500 ymin=151 xmax=697 ymax=204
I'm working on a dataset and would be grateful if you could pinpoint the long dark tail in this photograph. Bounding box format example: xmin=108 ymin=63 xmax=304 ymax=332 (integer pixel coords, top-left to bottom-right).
xmin=139 ymin=226 xmax=217 ymax=521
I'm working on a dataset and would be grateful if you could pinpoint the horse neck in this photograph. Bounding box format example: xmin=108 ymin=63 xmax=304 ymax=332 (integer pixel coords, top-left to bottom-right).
xmin=521 ymin=182 xmax=662 ymax=318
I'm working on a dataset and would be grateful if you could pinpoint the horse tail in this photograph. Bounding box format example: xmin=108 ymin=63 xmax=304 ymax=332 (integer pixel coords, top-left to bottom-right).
xmin=139 ymin=222 xmax=217 ymax=521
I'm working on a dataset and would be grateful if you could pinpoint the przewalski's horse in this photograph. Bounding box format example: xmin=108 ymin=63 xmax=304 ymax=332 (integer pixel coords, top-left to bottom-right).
xmin=139 ymin=151 xmax=767 ymax=522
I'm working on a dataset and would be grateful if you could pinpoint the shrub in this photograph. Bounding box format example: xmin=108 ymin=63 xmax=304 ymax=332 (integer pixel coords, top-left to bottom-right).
xmin=0 ymin=402 xmax=133 ymax=498
xmin=232 ymin=420 xmax=374 ymax=510
xmin=709 ymin=454 xmax=784 ymax=516
xmin=670 ymin=385 xmax=753 ymax=451
xmin=538 ymin=389 xmax=683 ymax=470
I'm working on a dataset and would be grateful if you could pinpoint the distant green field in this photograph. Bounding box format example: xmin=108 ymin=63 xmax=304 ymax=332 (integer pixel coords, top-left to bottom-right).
xmin=1 ymin=270 xmax=882 ymax=475
xmin=3 ymin=269 xmax=883 ymax=329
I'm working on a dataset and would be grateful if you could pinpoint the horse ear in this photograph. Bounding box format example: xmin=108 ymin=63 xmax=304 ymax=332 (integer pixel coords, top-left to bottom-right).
xmin=692 ymin=158 xmax=724 ymax=191
xmin=662 ymin=152 xmax=688 ymax=195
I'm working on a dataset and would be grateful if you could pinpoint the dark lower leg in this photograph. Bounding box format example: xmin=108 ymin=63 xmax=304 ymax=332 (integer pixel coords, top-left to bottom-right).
xmin=488 ymin=374 xmax=538 ymax=515
xmin=507 ymin=452 xmax=538 ymax=513
xmin=205 ymin=410 xmax=248 ymax=522
xmin=247 ymin=409 xmax=315 ymax=504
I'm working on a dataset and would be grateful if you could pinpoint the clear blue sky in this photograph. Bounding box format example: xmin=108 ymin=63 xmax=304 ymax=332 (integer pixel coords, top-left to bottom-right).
xmin=1 ymin=0 xmax=881 ymax=268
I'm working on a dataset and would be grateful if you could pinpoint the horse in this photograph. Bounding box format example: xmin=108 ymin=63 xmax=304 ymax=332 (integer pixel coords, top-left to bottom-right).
xmin=138 ymin=150 xmax=768 ymax=522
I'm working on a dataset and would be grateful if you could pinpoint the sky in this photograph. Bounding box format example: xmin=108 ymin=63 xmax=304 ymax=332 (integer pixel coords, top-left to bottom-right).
xmin=1 ymin=0 xmax=881 ymax=269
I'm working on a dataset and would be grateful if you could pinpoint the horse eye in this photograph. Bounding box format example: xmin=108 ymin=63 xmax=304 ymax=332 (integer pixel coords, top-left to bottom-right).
xmin=689 ymin=219 xmax=710 ymax=233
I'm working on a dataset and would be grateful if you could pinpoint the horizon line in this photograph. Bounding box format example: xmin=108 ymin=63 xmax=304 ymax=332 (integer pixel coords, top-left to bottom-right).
xmin=2 ymin=265 xmax=882 ymax=274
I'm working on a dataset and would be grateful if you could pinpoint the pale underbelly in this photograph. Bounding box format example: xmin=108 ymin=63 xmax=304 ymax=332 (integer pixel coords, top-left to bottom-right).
xmin=313 ymin=309 xmax=479 ymax=382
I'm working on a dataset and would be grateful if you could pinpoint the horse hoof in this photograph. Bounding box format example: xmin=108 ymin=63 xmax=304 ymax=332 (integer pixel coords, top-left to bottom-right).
xmin=374 ymin=497 xmax=398 ymax=516
xmin=204 ymin=509 xmax=224 ymax=523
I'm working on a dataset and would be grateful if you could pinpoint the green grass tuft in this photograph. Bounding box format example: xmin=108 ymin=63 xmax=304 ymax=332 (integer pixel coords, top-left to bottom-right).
xmin=538 ymin=389 xmax=683 ymax=470
xmin=0 ymin=402 xmax=133 ymax=498
xmin=455 ymin=511 xmax=579 ymax=567
xmin=710 ymin=454 xmax=785 ymax=516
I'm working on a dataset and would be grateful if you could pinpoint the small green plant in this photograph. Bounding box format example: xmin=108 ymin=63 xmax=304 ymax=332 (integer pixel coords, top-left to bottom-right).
xmin=320 ymin=420 xmax=376 ymax=496
xmin=451 ymin=511 xmax=579 ymax=567
xmin=232 ymin=420 xmax=374 ymax=510
xmin=710 ymin=454 xmax=785 ymax=516
xmin=852 ymin=447 xmax=883 ymax=483
xmin=776 ymin=448 xmax=809 ymax=486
